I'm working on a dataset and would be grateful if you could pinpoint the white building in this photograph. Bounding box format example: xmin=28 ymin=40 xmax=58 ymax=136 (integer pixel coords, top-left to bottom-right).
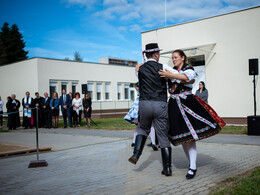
xmin=142 ymin=6 xmax=260 ymax=124
xmin=0 ymin=57 xmax=138 ymax=117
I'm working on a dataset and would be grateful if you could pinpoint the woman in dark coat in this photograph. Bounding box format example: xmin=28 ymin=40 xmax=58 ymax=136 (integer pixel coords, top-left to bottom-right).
xmin=50 ymin=92 xmax=60 ymax=128
xmin=83 ymin=93 xmax=92 ymax=128
xmin=195 ymin=81 xmax=208 ymax=102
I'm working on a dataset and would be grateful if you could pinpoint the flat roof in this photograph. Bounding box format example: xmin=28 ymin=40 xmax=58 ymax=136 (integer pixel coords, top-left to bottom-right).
xmin=0 ymin=57 xmax=136 ymax=68
xmin=142 ymin=5 xmax=260 ymax=34
xmin=100 ymin=57 xmax=137 ymax=62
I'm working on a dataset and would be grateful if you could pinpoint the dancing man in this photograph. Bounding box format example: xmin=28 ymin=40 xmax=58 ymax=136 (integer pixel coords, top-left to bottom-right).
xmin=128 ymin=43 xmax=175 ymax=176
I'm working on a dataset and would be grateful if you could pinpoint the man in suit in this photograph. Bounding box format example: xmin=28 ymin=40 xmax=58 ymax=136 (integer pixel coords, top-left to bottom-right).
xmin=128 ymin=43 xmax=172 ymax=176
xmin=22 ymin=91 xmax=33 ymax=129
xmin=42 ymin=92 xmax=51 ymax=128
xmin=0 ymin=96 xmax=3 ymax=129
xmin=60 ymin=89 xmax=72 ymax=128
xmin=7 ymin=94 xmax=20 ymax=130
xmin=34 ymin=92 xmax=44 ymax=127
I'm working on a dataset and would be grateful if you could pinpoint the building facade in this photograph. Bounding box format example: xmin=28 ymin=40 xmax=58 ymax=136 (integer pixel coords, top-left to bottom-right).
xmin=0 ymin=57 xmax=138 ymax=116
xmin=142 ymin=6 xmax=260 ymax=123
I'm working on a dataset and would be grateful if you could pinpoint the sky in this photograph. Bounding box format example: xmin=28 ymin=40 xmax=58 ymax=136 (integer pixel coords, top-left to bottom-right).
xmin=0 ymin=0 xmax=260 ymax=63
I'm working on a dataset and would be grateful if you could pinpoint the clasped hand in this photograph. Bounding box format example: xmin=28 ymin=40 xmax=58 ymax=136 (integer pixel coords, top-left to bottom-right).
xmin=158 ymin=69 xmax=172 ymax=78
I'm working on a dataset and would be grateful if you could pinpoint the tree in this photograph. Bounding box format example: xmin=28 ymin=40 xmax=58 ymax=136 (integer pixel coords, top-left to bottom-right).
xmin=0 ymin=22 xmax=28 ymax=65
xmin=74 ymin=51 xmax=83 ymax=62
xmin=64 ymin=57 xmax=70 ymax=61
xmin=0 ymin=39 xmax=7 ymax=65
xmin=0 ymin=23 xmax=10 ymax=65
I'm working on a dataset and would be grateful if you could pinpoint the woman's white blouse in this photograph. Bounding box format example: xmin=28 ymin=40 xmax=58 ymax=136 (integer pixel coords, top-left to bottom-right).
xmin=182 ymin=69 xmax=197 ymax=82
xmin=172 ymin=69 xmax=197 ymax=89
xmin=72 ymin=98 xmax=82 ymax=111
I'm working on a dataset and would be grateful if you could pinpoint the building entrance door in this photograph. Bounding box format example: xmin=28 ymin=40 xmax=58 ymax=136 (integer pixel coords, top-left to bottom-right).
xmin=187 ymin=54 xmax=206 ymax=94
xmin=192 ymin=65 xmax=206 ymax=94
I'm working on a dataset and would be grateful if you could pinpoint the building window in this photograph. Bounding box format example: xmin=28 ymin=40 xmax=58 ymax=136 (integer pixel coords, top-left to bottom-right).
xmin=49 ymin=81 xmax=57 ymax=97
xmin=61 ymin=82 xmax=67 ymax=94
xmin=117 ymin=84 xmax=121 ymax=100
xmin=187 ymin=55 xmax=205 ymax=66
xmin=130 ymin=89 xmax=135 ymax=101
xmin=96 ymin=83 xmax=102 ymax=101
xmin=124 ymin=84 xmax=130 ymax=100
xmin=105 ymin=83 xmax=110 ymax=100
xmin=88 ymin=83 xmax=93 ymax=99
xmin=72 ymin=86 xmax=76 ymax=95
xmin=129 ymin=83 xmax=135 ymax=101
xmin=72 ymin=81 xmax=78 ymax=95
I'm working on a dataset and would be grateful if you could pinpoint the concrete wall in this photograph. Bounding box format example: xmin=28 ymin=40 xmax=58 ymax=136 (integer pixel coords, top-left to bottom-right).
xmin=141 ymin=7 xmax=260 ymax=117
xmin=0 ymin=58 xmax=39 ymax=111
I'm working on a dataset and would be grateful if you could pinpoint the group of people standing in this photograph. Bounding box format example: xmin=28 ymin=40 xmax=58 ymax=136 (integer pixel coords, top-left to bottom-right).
xmin=0 ymin=94 xmax=21 ymax=130
xmin=128 ymin=43 xmax=226 ymax=179
xmin=0 ymin=89 xmax=92 ymax=130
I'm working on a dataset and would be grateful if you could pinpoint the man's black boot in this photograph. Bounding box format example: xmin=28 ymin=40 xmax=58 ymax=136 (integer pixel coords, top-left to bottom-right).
xmin=128 ymin=135 xmax=147 ymax=164
xmin=161 ymin=147 xmax=172 ymax=176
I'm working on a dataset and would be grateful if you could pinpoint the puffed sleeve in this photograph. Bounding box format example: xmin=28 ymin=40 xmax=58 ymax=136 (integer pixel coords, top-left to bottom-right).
xmin=163 ymin=64 xmax=181 ymax=83
xmin=183 ymin=69 xmax=197 ymax=81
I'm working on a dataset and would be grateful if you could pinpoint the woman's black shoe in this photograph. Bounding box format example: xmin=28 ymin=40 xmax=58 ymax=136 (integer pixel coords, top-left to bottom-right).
xmin=186 ymin=168 xmax=197 ymax=179
xmin=131 ymin=143 xmax=135 ymax=147
xmin=152 ymin=144 xmax=158 ymax=151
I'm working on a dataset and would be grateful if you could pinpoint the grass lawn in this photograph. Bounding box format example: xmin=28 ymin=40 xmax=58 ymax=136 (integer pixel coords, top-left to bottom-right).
xmin=59 ymin=117 xmax=135 ymax=130
xmin=220 ymin=125 xmax=247 ymax=135
xmin=209 ymin=166 xmax=260 ymax=195
xmin=1 ymin=118 xmax=135 ymax=130
xmin=76 ymin=118 xmax=248 ymax=134
xmin=77 ymin=118 xmax=248 ymax=133
xmin=0 ymin=129 xmax=9 ymax=133
xmin=1 ymin=118 xmax=248 ymax=133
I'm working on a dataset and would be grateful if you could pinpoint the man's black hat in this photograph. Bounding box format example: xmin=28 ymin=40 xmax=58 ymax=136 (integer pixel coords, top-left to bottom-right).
xmin=143 ymin=43 xmax=162 ymax=53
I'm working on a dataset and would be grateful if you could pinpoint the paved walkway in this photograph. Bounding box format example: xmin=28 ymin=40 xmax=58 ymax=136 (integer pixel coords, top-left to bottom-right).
xmin=0 ymin=128 xmax=260 ymax=195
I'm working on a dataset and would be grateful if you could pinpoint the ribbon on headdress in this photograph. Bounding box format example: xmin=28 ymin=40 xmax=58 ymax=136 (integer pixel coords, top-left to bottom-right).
xmin=142 ymin=48 xmax=161 ymax=62
xmin=142 ymin=51 xmax=146 ymax=62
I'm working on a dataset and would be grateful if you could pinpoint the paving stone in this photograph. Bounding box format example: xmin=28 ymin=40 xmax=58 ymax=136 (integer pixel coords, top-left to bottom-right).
xmin=206 ymin=183 xmax=216 ymax=188
xmin=0 ymin=129 xmax=260 ymax=194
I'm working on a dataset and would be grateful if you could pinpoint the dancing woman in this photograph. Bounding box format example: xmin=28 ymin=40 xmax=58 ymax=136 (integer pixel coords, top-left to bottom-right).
xmin=159 ymin=49 xmax=226 ymax=179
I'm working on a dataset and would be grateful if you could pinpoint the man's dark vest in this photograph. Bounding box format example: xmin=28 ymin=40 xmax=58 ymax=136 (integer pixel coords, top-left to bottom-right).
xmin=138 ymin=60 xmax=167 ymax=102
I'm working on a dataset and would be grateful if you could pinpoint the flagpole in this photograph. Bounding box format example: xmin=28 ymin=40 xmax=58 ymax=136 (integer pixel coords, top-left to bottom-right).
xmin=165 ymin=0 xmax=167 ymax=27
